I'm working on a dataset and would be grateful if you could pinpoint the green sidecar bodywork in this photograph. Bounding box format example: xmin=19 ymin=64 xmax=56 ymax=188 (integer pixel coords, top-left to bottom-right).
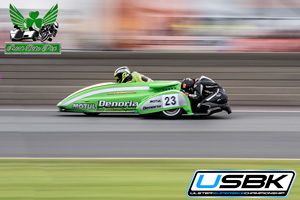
xmin=57 ymin=81 xmax=193 ymax=118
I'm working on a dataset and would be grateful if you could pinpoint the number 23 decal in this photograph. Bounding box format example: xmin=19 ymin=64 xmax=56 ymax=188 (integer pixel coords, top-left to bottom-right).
xmin=162 ymin=94 xmax=179 ymax=108
xmin=164 ymin=96 xmax=176 ymax=106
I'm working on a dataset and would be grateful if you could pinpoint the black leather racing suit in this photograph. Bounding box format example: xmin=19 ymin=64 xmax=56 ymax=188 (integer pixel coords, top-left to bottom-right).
xmin=188 ymin=76 xmax=229 ymax=112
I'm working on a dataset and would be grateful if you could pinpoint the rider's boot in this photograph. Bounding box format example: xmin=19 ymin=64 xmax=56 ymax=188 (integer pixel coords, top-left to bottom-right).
xmin=220 ymin=103 xmax=232 ymax=114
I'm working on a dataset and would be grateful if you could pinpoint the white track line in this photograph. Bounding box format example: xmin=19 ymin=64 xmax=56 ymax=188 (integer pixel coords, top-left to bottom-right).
xmin=0 ymin=109 xmax=57 ymax=111
xmin=0 ymin=157 xmax=299 ymax=160
xmin=234 ymin=110 xmax=300 ymax=113
xmin=0 ymin=109 xmax=300 ymax=113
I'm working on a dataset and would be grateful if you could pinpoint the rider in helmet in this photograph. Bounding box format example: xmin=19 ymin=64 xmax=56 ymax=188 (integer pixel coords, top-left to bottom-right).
xmin=51 ymin=22 xmax=59 ymax=37
xmin=181 ymin=76 xmax=231 ymax=114
xmin=114 ymin=66 xmax=152 ymax=83
xmin=181 ymin=78 xmax=194 ymax=95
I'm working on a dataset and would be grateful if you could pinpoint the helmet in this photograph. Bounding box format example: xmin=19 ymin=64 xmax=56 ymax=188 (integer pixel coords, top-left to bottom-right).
xmin=181 ymin=78 xmax=194 ymax=93
xmin=114 ymin=66 xmax=131 ymax=83
xmin=53 ymin=22 xmax=59 ymax=29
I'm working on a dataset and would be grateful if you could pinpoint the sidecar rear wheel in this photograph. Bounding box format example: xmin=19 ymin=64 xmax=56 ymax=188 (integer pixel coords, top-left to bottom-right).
xmin=161 ymin=108 xmax=183 ymax=119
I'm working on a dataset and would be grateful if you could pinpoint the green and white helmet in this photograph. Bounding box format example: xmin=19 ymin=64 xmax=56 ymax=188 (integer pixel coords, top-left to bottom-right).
xmin=114 ymin=66 xmax=131 ymax=83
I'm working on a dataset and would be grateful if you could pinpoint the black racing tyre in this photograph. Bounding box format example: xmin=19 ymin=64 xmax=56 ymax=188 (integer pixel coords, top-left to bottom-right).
xmin=84 ymin=112 xmax=100 ymax=116
xmin=161 ymin=108 xmax=183 ymax=119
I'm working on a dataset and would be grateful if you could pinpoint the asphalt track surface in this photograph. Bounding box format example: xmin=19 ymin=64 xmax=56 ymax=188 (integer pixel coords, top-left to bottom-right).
xmin=0 ymin=106 xmax=299 ymax=159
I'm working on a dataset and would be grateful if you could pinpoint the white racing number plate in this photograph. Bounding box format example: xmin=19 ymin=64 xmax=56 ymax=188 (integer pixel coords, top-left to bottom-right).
xmin=162 ymin=94 xmax=179 ymax=108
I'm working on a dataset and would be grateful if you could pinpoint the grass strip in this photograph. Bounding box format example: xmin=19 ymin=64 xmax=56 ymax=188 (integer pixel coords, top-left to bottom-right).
xmin=0 ymin=159 xmax=298 ymax=200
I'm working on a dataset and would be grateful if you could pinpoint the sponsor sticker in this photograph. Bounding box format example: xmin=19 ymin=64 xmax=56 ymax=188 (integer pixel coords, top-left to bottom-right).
xmin=97 ymin=108 xmax=136 ymax=112
xmin=150 ymin=99 xmax=161 ymax=103
xmin=98 ymin=100 xmax=138 ymax=108
xmin=140 ymin=96 xmax=163 ymax=111
xmin=142 ymin=105 xmax=162 ymax=110
xmin=187 ymin=170 xmax=296 ymax=198
xmin=107 ymin=91 xmax=136 ymax=95
xmin=72 ymin=103 xmax=95 ymax=109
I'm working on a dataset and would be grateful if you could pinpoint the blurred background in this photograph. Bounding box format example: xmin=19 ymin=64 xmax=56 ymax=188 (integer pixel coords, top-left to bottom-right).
xmin=1 ymin=2 xmax=300 ymax=200
xmin=1 ymin=0 xmax=300 ymax=52
xmin=0 ymin=0 xmax=300 ymax=106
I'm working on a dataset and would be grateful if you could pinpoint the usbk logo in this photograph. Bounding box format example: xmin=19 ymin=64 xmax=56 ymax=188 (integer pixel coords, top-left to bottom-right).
xmin=187 ymin=170 xmax=296 ymax=198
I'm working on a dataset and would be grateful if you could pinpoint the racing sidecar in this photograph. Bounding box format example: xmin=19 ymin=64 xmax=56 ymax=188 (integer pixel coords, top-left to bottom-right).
xmin=10 ymin=26 xmax=39 ymax=41
xmin=57 ymin=81 xmax=228 ymax=119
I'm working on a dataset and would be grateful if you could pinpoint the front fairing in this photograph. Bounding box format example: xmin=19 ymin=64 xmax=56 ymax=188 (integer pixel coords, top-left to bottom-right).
xmin=57 ymin=82 xmax=154 ymax=113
